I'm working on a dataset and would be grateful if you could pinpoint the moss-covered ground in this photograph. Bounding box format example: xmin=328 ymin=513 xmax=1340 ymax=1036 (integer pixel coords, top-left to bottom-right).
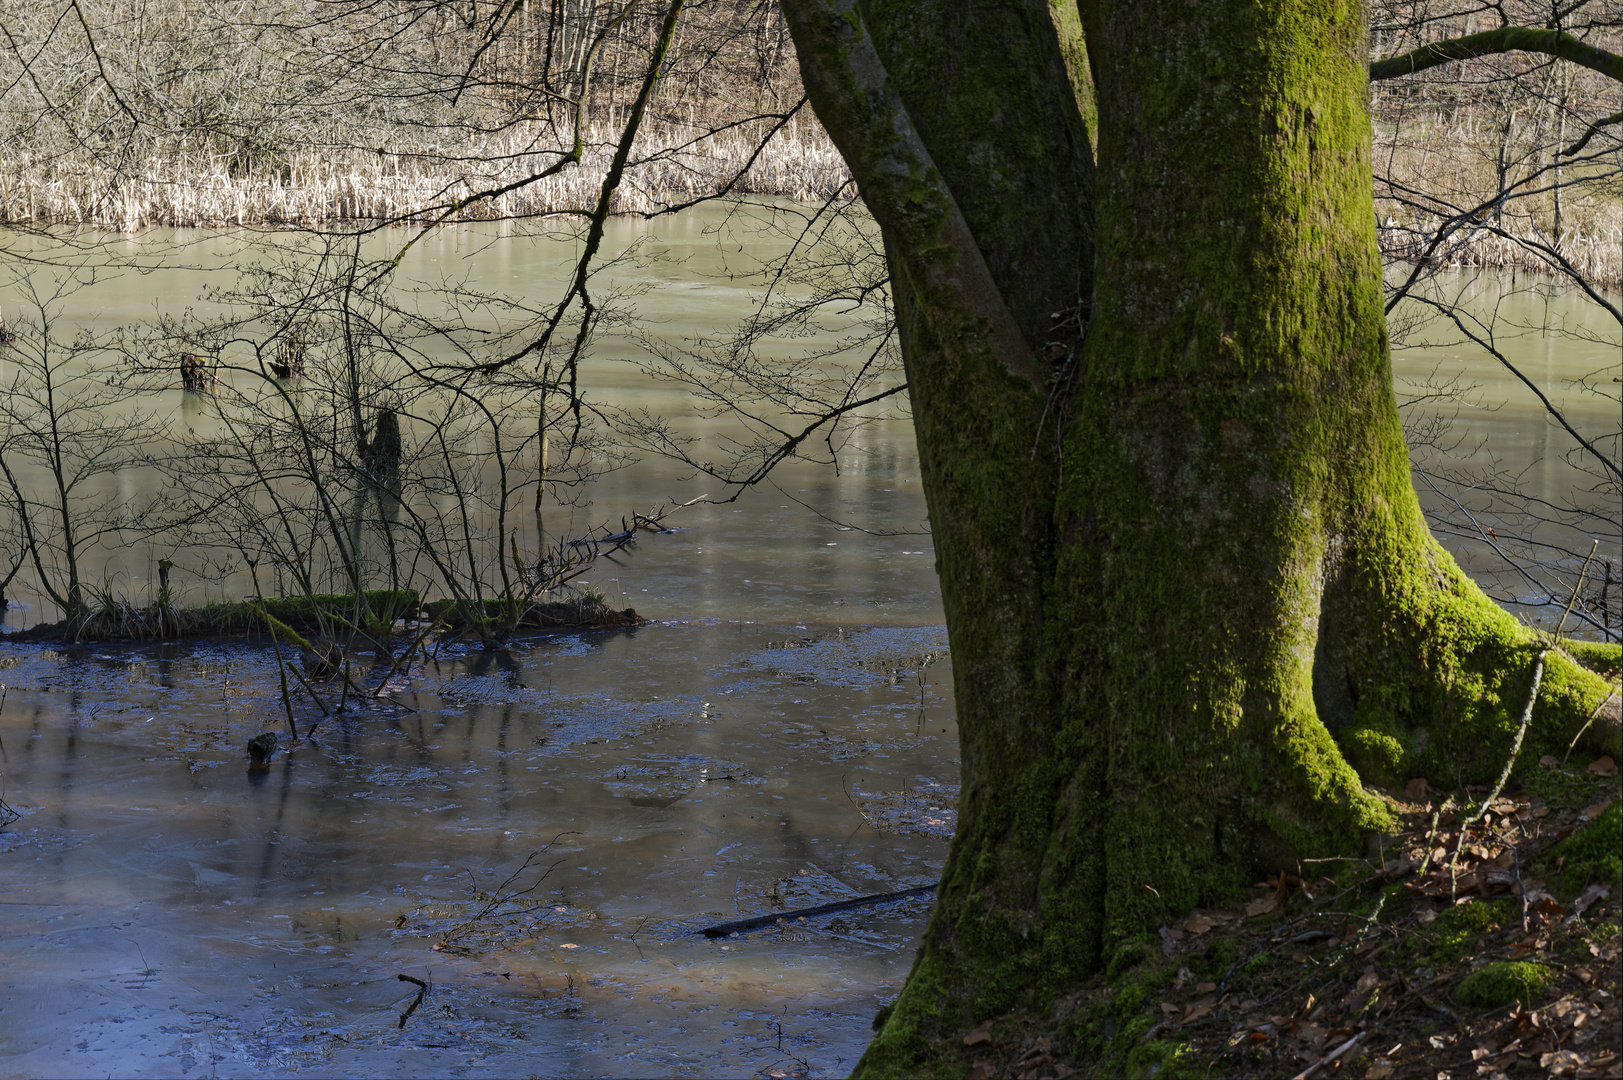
xmin=6 ymin=587 xmax=646 ymax=644
xmin=8 ymin=588 xmax=422 ymax=642
xmin=934 ymin=753 xmax=1620 ymax=1079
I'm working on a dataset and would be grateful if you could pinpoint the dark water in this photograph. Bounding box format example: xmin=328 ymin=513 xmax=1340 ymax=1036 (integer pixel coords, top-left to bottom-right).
xmin=0 ymin=615 xmax=956 ymax=1077
xmin=1 ymin=202 xmax=954 ymax=1073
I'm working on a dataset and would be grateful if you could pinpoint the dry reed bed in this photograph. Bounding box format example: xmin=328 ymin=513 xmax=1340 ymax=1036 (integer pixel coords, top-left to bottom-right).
xmin=1374 ymin=117 xmax=1623 ymax=289
xmin=1377 ymin=215 xmax=1623 ymax=289
xmin=7 ymin=114 xmax=1619 ymax=291
xmin=0 ymin=121 xmax=853 ymax=229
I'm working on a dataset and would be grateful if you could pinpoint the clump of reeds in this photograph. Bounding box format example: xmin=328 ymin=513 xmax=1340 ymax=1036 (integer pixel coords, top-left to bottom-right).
xmin=0 ymin=117 xmax=853 ymax=230
xmin=1377 ymin=213 xmax=1623 ymax=288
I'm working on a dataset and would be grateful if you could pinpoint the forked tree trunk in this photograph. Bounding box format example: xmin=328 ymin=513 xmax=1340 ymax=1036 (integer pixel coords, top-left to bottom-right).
xmin=780 ymin=0 xmax=1619 ymax=1073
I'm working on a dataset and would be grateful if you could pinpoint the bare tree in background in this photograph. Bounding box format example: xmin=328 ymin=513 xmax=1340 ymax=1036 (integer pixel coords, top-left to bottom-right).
xmin=1370 ymin=0 xmax=1623 ymax=642
xmin=0 ymin=0 xmax=1615 ymax=653
xmin=0 ymin=269 xmax=169 ymax=625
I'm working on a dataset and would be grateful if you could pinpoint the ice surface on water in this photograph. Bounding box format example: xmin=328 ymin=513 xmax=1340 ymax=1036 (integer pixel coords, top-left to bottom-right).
xmin=0 ymin=621 xmax=956 ymax=1077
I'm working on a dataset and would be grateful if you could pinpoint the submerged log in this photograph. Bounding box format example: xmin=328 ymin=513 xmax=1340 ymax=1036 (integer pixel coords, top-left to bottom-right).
xmin=697 ymin=883 xmax=938 ymax=938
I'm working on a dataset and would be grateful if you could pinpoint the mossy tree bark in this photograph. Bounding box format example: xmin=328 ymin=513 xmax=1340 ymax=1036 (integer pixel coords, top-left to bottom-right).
xmin=777 ymin=0 xmax=1621 ymax=1073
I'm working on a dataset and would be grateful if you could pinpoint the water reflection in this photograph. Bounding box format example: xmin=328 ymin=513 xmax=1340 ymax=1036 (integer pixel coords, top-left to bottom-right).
xmin=0 ymin=205 xmax=925 ymax=632
xmin=1390 ymin=269 xmax=1620 ymax=636
xmin=0 ymin=619 xmax=955 ymax=1076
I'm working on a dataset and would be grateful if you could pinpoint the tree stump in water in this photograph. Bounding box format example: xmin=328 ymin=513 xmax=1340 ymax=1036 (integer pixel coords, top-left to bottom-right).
xmin=246 ymin=731 xmax=279 ymax=767
xmin=179 ymin=353 xmax=216 ymax=392
xmin=269 ymin=329 xmax=307 ymax=379
xmin=299 ymin=640 xmax=343 ymax=680
xmin=362 ymin=408 xmax=403 ymax=492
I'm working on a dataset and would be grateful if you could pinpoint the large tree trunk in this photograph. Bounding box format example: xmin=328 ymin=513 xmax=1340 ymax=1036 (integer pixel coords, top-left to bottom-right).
xmin=779 ymin=0 xmax=1620 ymax=1073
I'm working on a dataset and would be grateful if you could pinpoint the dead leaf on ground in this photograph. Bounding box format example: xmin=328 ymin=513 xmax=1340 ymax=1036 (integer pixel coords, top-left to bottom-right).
xmin=963 ymin=1021 xmax=995 ymax=1047
xmin=1183 ymin=913 xmax=1215 ymax=935
xmin=1535 ymin=896 xmax=1569 ymax=925
xmin=1365 ymin=1058 xmax=1395 ymax=1079
xmin=1183 ymin=996 xmax=1218 ymax=1024
xmin=1541 ymin=1049 xmax=1586 ymax=1076
xmin=1246 ymin=894 xmax=1278 ymax=917
xmin=1581 ymin=797 xmax=1617 ymax=820
xmin=1586 ymin=755 xmax=1617 ymax=776
xmin=1516 ymin=876 xmax=1547 ymax=897
xmin=1569 ymin=883 xmax=1612 ymax=921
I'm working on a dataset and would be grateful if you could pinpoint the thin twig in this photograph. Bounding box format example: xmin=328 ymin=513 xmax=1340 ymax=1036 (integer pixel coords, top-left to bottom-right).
xmin=1415 ymin=796 xmax=1458 ymax=880
xmin=396 ymin=974 xmax=428 ymax=1028
xmin=697 ymin=883 xmax=937 ymax=938
xmin=1451 ymin=650 xmax=1546 ymax=904
xmin=374 ymin=609 xmax=451 ymax=697
xmin=1553 ymin=541 xmax=1599 ymax=644
xmin=247 ymin=564 xmax=298 ymax=741
xmin=284 ymin=661 xmax=330 ymax=718
xmin=1562 ymin=687 xmax=1619 ymax=768
xmin=1514 ymin=842 xmax=1530 ymax=934
xmin=1291 ymin=1031 xmax=1363 ymax=1080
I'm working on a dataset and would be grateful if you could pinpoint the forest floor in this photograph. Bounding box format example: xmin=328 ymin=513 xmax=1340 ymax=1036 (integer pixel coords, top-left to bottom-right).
xmin=968 ymin=750 xmax=1623 ymax=1080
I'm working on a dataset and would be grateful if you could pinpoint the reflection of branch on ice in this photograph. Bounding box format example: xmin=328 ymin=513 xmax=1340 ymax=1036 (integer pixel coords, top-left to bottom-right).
xmin=698 ymin=883 xmax=938 ymax=939
xmin=550 ymin=494 xmax=707 ymax=590
xmin=424 ymin=495 xmax=707 ymax=634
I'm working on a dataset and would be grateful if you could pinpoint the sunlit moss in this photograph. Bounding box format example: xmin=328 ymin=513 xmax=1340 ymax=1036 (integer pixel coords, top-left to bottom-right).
xmin=1456 ymin=961 xmax=1554 ymax=1008
xmin=1545 ymin=802 xmax=1623 ymax=896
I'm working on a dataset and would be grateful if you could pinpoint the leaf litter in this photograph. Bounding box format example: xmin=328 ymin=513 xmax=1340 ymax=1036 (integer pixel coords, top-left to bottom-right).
xmin=962 ymin=757 xmax=1621 ymax=1080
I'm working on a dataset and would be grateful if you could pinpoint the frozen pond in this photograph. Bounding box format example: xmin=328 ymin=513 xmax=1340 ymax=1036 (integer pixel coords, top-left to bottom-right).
xmin=0 ymin=614 xmax=956 ymax=1077
xmin=0 ymin=200 xmax=957 ymax=1078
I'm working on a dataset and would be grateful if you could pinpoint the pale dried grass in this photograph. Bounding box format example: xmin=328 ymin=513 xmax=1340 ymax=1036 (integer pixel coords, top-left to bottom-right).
xmin=1375 ymin=121 xmax=1623 ymax=288
xmin=0 ymin=119 xmax=853 ymax=229
xmin=1378 ymin=212 xmax=1623 ymax=288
